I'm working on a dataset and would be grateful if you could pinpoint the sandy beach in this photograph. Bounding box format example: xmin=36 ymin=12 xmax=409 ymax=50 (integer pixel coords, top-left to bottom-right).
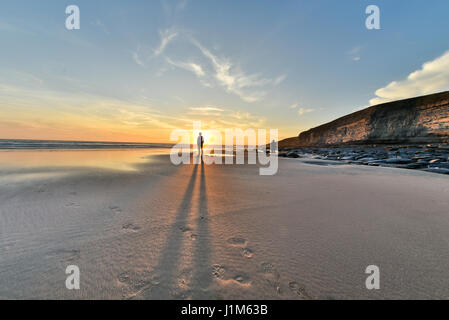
xmin=1 ymin=149 xmax=449 ymax=299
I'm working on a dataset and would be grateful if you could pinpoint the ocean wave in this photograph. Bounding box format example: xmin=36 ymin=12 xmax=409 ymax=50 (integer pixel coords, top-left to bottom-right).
xmin=0 ymin=139 xmax=173 ymax=150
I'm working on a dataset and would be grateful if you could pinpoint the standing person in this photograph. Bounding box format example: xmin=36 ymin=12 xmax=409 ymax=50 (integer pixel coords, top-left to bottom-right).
xmin=270 ymin=139 xmax=277 ymax=154
xmin=197 ymin=132 xmax=204 ymax=157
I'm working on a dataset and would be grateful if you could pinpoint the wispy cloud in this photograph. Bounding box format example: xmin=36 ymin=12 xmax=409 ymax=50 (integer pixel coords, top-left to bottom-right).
xmin=165 ymin=57 xmax=205 ymax=77
xmin=132 ymin=51 xmax=145 ymax=67
xmin=154 ymin=28 xmax=178 ymax=56
xmin=297 ymin=108 xmax=314 ymax=116
xmin=191 ymin=38 xmax=286 ymax=102
xmin=132 ymin=27 xmax=285 ymax=103
xmin=370 ymin=49 xmax=449 ymax=105
xmin=348 ymin=46 xmax=362 ymax=62
xmin=0 ymin=80 xmax=184 ymax=142
xmin=289 ymin=103 xmax=314 ymax=116
xmin=131 ymin=28 xmax=178 ymax=68
xmin=348 ymin=46 xmax=361 ymax=55
xmin=189 ymin=106 xmax=224 ymax=112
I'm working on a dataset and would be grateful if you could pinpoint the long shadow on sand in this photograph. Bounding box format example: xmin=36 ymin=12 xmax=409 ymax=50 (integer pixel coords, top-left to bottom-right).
xmin=190 ymin=161 xmax=212 ymax=298
xmin=145 ymin=160 xmax=211 ymax=299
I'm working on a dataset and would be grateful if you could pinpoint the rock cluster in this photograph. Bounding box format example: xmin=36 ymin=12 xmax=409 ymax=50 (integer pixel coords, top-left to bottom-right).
xmin=279 ymin=144 xmax=449 ymax=175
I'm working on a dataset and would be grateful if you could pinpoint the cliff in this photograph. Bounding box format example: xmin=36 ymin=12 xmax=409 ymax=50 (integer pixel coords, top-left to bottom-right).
xmin=280 ymin=91 xmax=449 ymax=148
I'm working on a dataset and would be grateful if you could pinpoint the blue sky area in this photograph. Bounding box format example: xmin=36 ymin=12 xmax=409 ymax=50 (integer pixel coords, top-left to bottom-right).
xmin=1 ymin=0 xmax=449 ymax=141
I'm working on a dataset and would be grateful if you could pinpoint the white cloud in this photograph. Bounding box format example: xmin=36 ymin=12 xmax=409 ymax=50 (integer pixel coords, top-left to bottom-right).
xmin=370 ymin=50 xmax=449 ymax=105
xmin=348 ymin=46 xmax=362 ymax=62
xmin=132 ymin=52 xmax=145 ymax=67
xmin=298 ymin=108 xmax=314 ymax=116
xmin=165 ymin=57 xmax=205 ymax=77
xmin=131 ymin=28 xmax=178 ymax=67
xmin=136 ymin=29 xmax=285 ymax=103
xmin=154 ymin=28 xmax=178 ymax=56
xmin=190 ymin=38 xmax=285 ymax=102
xmin=348 ymin=46 xmax=361 ymax=55
xmin=290 ymin=103 xmax=314 ymax=116
xmin=274 ymin=75 xmax=287 ymax=85
xmin=189 ymin=106 xmax=224 ymax=112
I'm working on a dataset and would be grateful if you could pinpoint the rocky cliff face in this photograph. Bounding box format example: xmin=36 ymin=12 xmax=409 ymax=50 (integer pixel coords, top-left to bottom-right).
xmin=282 ymin=91 xmax=449 ymax=147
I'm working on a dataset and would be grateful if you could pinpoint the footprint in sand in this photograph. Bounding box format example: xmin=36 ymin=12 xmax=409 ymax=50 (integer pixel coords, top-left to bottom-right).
xmin=122 ymin=223 xmax=141 ymax=232
xmin=227 ymin=237 xmax=254 ymax=259
xmin=232 ymin=274 xmax=251 ymax=285
xmin=211 ymin=264 xmax=251 ymax=287
xmin=171 ymin=268 xmax=194 ymax=299
xmin=212 ymin=264 xmax=227 ymax=279
xmin=179 ymin=226 xmax=198 ymax=241
xmin=190 ymin=233 xmax=198 ymax=241
xmin=288 ymin=281 xmax=313 ymax=300
xmin=117 ymin=269 xmax=159 ymax=299
xmin=109 ymin=206 xmax=122 ymax=214
xmin=65 ymin=202 xmax=80 ymax=208
xmin=241 ymin=248 xmax=254 ymax=259
xmin=179 ymin=226 xmax=193 ymax=233
xmin=226 ymin=237 xmax=247 ymax=247
xmin=258 ymin=262 xmax=282 ymax=295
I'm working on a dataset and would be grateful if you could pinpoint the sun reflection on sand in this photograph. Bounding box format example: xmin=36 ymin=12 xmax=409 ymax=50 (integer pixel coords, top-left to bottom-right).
xmin=0 ymin=149 xmax=170 ymax=183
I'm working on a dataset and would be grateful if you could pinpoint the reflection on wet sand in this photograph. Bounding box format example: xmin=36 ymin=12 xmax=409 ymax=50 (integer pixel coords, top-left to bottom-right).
xmin=0 ymin=149 xmax=170 ymax=182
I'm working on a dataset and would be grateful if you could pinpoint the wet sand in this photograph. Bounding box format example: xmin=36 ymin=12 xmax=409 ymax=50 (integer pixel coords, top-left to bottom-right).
xmin=1 ymin=150 xmax=449 ymax=299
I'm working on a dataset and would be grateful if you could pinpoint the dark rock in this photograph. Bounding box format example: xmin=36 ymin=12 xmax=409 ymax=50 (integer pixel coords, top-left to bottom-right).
xmin=385 ymin=158 xmax=413 ymax=164
xmin=423 ymin=168 xmax=449 ymax=175
xmin=429 ymin=162 xmax=449 ymax=169
xmin=286 ymin=152 xmax=300 ymax=158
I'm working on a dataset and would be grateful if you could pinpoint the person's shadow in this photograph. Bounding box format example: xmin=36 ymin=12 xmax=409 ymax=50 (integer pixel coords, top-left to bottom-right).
xmin=190 ymin=161 xmax=212 ymax=298
xmin=196 ymin=149 xmax=204 ymax=163
xmin=147 ymin=161 xmax=211 ymax=299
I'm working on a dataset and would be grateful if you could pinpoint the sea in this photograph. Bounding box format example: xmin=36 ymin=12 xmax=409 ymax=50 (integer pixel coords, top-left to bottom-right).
xmin=0 ymin=139 xmax=173 ymax=150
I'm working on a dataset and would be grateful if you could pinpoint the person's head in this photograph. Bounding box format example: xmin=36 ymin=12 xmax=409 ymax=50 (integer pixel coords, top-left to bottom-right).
xmin=199 ymin=132 xmax=202 ymax=136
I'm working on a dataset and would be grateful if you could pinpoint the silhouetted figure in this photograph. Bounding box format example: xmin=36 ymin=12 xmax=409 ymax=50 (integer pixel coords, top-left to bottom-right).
xmin=270 ymin=139 xmax=277 ymax=154
xmin=197 ymin=132 xmax=204 ymax=158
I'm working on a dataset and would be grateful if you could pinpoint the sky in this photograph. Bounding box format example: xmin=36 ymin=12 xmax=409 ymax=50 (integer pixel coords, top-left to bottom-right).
xmin=1 ymin=0 xmax=449 ymax=143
